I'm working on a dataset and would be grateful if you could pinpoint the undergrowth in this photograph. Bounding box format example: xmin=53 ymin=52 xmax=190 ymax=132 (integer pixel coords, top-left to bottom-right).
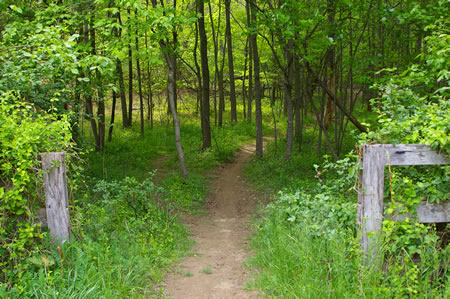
xmin=2 ymin=104 xmax=260 ymax=297
xmin=246 ymin=23 xmax=449 ymax=297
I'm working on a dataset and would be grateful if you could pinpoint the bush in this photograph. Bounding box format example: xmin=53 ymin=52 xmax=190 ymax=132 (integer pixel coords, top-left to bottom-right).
xmin=0 ymin=92 xmax=74 ymax=286
xmin=1 ymin=176 xmax=187 ymax=297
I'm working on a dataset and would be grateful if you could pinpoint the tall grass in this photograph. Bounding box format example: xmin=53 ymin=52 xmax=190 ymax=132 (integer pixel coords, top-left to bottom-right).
xmin=246 ymin=134 xmax=449 ymax=298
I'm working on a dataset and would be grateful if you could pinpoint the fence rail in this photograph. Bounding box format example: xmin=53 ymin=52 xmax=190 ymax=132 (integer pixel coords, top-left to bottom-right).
xmin=357 ymin=144 xmax=449 ymax=261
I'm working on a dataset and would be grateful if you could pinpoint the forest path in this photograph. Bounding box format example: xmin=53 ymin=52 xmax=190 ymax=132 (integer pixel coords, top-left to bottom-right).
xmin=161 ymin=142 xmax=264 ymax=299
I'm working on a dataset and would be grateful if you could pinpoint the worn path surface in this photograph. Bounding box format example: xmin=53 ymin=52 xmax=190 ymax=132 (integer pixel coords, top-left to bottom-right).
xmin=162 ymin=143 xmax=263 ymax=299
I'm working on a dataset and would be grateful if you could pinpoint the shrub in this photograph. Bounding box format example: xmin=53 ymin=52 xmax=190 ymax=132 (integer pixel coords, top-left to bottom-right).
xmin=0 ymin=92 xmax=75 ymax=286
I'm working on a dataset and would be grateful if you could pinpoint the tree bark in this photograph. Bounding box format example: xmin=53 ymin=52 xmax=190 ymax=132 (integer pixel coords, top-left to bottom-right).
xmin=208 ymin=0 xmax=218 ymax=126
xmin=324 ymin=0 xmax=335 ymax=129
xmin=128 ymin=50 xmax=133 ymax=125
xmin=135 ymin=27 xmax=144 ymax=136
xmin=294 ymin=57 xmax=303 ymax=152
xmin=225 ymin=0 xmax=237 ymax=122
xmin=242 ymin=39 xmax=248 ymax=120
xmin=150 ymin=0 xmax=188 ymax=178
xmin=108 ymin=91 xmax=117 ymax=142
xmin=198 ymin=0 xmax=211 ymax=149
xmin=218 ymin=39 xmax=226 ymax=127
xmin=248 ymin=0 xmax=263 ymax=157
xmin=245 ymin=0 xmax=253 ymax=122
xmin=115 ymin=11 xmax=128 ymax=128
xmin=284 ymin=39 xmax=294 ymax=161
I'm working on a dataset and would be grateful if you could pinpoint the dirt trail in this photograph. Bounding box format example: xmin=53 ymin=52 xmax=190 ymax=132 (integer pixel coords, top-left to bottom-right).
xmin=162 ymin=143 xmax=263 ymax=299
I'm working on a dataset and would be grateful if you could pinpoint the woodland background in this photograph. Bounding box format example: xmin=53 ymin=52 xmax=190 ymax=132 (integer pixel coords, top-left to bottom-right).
xmin=0 ymin=0 xmax=448 ymax=297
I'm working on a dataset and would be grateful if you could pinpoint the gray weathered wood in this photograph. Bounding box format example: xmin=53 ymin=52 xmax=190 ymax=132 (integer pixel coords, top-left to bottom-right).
xmin=42 ymin=152 xmax=71 ymax=244
xmin=387 ymin=201 xmax=449 ymax=223
xmin=383 ymin=144 xmax=449 ymax=166
xmin=358 ymin=144 xmax=449 ymax=262
xmin=358 ymin=145 xmax=386 ymax=258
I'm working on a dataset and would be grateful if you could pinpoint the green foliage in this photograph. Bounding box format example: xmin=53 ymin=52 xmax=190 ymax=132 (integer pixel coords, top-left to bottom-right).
xmin=248 ymin=148 xmax=448 ymax=298
xmin=0 ymin=92 xmax=74 ymax=285
xmin=248 ymin=18 xmax=449 ymax=299
xmin=0 ymin=13 xmax=80 ymax=111
xmin=364 ymin=21 xmax=450 ymax=278
xmin=162 ymin=173 xmax=206 ymax=211
xmin=1 ymin=177 xmax=187 ymax=298
xmin=367 ymin=22 xmax=449 ymax=151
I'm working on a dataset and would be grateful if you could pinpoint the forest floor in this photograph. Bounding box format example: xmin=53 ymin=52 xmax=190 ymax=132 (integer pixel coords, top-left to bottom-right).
xmin=160 ymin=142 xmax=265 ymax=299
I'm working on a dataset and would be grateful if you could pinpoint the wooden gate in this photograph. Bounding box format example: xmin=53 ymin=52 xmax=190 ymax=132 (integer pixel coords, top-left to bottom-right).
xmin=357 ymin=144 xmax=449 ymax=261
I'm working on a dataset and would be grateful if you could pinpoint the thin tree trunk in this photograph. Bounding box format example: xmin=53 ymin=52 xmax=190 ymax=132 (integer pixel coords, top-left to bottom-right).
xmin=128 ymin=22 xmax=133 ymax=126
xmin=115 ymin=11 xmax=128 ymax=128
xmin=150 ymin=0 xmax=188 ymax=178
xmin=208 ymin=0 xmax=219 ymax=126
xmin=218 ymin=39 xmax=227 ymax=127
xmin=108 ymin=91 xmax=117 ymax=142
xmin=225 ymin=0 xmax=237 ymax=122
xmin=194 ymin=21 xmax=202 ymax=121
xmin=116 ymin=59 xmax=128 ymax=128
xmin=145 ymin=1 xmax=153 ymax=127
xmin=294 ymin=57 xmax=303 ymax=152
xmin=198 ymin=0 xmax=211 ymax=149
xmin=249 ymin=0 xmax=262 ymax=157
xmin=242 ymin=39 xmax=248 ymax=120
xmin=135 ymin=26 xmax=144 ymax=136
xmin=324 ymin=0 xmax=335 ymax=129
xmin=284 ymin=39 xmax=294 ymax=161
xmin=145 ymin=42 xmax=153 ymax=127
xmin=245 ymin=0 xmax=253 ymax=121
xmin=90 ymin=23 xmax=105 ymax=151
xmin=168 ymin=53 xmax=188 ymax=178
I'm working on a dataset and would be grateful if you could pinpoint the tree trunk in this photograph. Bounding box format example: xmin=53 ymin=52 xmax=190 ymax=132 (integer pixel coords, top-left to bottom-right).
xmin=208 ymin=0 xmax=220 ymax=126
xmin=218 ymin=39 xmax=226 ymax=127
xmin=245 ymin=0 xmax=253 ymax=122
xmin=150 ymin=0 xmax=188 ymax=178
xmin=90 ymin=23 xmax=105 ymax=151
xmin=115 ymin=10 xmax=128 ymax=128
xmin=128 ymin=47 xmax=133 ymax=126
xmin=294 ymin=57 xmax=303 ymax=152
xmin=225 ymin=0 xmax=237 ymax=122
xmin=242 ymin=39 xmax=248 ymax=120
xmin=198 ymin=0 xmax=211 ymax=149
xmin=324 ymin=0 xmax=335 ymax=129
xmin=249 ymin=0 xmax=262 ymax=157
xmin=194 ymin=15 xmax=204 ymax=141
xmin=284 ymin=39 xmax=294 ymax=161
xmin=135 ymin=28 xmax=144 ymax=136
xmin=108 ymin=91 xmax=117 ymax=142
xmin=116 ymin=59 xmax=128 ymax=128
xmin=168 ymin=53 xmax=188 ymax=178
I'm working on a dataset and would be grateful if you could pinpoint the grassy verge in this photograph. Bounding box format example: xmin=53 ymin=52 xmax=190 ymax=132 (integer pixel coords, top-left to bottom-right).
xmin=2 ymin=102 xmax=262 ymax=297
xmin=245 ymin=113 xmax=449 ymax=298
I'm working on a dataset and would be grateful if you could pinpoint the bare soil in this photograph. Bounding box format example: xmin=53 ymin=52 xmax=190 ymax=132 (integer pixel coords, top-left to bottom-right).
xmin=161 ymin=143 xmax=264 ymax=299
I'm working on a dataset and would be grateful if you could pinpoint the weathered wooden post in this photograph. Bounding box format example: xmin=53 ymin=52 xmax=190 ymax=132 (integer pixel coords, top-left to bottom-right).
xmin=357 ymin=144 xmax=386 ymax=261
xmin=358 ymin=144 xmax=449 ymax=263
xmin=42 ymin=152 xmax=71 ymax=244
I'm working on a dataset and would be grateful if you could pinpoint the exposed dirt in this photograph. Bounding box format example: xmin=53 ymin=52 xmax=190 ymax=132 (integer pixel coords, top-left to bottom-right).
xmin=161 ymin=143 xmax=264 ymax=299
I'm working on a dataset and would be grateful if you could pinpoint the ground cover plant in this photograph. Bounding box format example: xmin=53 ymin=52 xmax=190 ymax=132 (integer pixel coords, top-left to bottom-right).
xmin=246 ymin=19 xmax=449 ymax=298
xmin=0 ymin=94 xmax=259 ymax=297
xmin=1 ymin=0 xmax=449 ymax=297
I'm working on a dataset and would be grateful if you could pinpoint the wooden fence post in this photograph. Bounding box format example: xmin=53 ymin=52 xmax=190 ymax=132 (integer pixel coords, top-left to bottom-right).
xmin=357 ymin=144 xmax=387 ymax=261
xmin=42 ymin=152 xmax=71 ymax=244
xmin=358 ymin=144 xmax=449 ymax=264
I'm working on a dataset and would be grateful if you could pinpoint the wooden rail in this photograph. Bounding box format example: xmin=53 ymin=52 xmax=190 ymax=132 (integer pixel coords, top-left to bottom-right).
xmin=357 ymin=144 xmax=449 ymax=260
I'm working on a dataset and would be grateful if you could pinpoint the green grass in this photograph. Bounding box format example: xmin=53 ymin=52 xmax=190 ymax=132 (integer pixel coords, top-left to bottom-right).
xmin=244 ymin=104 xmax=449 ymax=298
xmin=3 ymin=99 xmax=263 ymax=297
xmin=200 ymin=266 xmax=213 ymax=275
